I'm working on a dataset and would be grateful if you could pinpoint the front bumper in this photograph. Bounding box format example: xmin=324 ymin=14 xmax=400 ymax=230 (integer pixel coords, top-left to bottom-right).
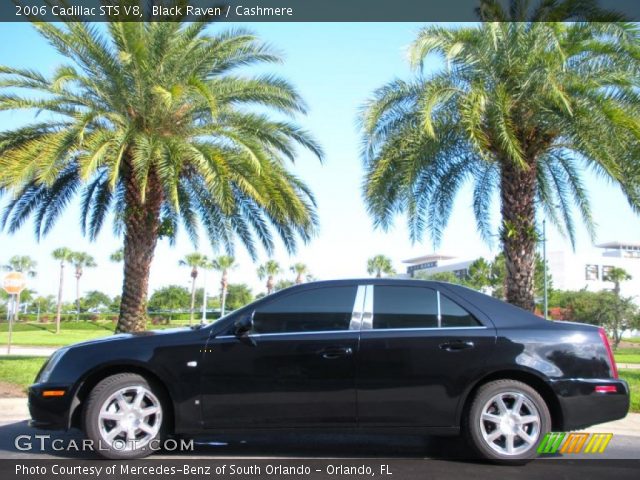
xmin=551 ymin=378 xmax=630 ymax=431
xmin=28 ymin=383 xmax=74 ymax=430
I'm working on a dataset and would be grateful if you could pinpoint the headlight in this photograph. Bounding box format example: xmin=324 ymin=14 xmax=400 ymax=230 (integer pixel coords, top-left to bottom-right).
xmin=37 ymin=347 xmax=69 ymax=383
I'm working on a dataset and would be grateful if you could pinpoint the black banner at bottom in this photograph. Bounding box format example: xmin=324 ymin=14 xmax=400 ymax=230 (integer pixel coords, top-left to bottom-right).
xmin=2 ymin=459 xmax=640 ymax=480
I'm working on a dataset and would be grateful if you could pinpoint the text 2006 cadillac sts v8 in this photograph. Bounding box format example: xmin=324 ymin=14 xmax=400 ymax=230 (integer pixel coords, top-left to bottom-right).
xmin=29 ymin=280 xmax=629 ymax=462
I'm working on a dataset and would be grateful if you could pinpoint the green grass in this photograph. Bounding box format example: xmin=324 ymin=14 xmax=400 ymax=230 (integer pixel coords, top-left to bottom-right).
xmin=0 ymin=356 xmax=47 ymax=392
xmin=616 ymin=354 xmax=640 ymax=364
xmin=0 ymin=320 xmax=194 ymax=347
xmin=619 ymin=370 xmax=640 ymax=413
xmin=614 ymin=347 xmax=640 ymax=365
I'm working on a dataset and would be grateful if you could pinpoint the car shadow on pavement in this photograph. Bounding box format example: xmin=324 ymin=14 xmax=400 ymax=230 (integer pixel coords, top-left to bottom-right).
xmin=0 ymin=421 xmax=481 ymax=461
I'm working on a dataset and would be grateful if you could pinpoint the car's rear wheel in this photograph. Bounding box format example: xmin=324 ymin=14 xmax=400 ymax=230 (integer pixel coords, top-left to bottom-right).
xmin=465 ymin=379 xmax=550 ymax=463
xmin=83 ymin=373 xmax=165 ymax=459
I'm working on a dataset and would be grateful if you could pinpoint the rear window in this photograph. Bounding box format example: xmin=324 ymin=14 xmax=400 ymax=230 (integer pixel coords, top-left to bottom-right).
xmin=440 ymin=295 xmax=481 ymax=327
xmin=372 ymin=286 xmax=481 ymax=329
xmin=373 ymin=286 xmax=439 ymax=329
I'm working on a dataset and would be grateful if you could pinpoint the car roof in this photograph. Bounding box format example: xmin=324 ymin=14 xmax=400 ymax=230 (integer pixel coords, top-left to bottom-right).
xmin=284 ymin=278 xmax=545 ymax=328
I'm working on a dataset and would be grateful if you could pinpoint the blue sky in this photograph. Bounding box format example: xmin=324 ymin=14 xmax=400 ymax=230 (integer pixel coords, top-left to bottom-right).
xmin=1 ymin=22 xmax=639 ymax=300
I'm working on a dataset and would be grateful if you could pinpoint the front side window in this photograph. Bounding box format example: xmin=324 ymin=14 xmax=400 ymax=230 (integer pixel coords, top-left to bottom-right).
xmin=373 ymin=286 xmax=438 ymax=329
xmin=252 ymin=286 xmax=357 ymax=334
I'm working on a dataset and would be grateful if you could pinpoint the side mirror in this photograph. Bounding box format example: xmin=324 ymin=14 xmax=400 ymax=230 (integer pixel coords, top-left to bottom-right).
xmin=234 ymin=311 xmax=254 ymax=337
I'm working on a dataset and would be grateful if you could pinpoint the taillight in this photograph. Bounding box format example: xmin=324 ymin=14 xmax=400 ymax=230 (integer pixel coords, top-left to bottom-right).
xmin=595 ymin=385 xmax=617 ymax=393
xmin=598 ymin=327 xmax=618 ymax=379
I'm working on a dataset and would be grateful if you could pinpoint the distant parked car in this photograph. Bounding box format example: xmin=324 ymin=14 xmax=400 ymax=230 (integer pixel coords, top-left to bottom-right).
xmin=29 ymin=280 xmax=628 ymax=462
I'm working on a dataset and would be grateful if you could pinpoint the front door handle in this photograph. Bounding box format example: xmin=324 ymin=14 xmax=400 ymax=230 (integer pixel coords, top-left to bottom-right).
xmin=320 ymin=346 xmax=353 ymax=359
xmin=439 ymin=340 xmax=475 ymax=352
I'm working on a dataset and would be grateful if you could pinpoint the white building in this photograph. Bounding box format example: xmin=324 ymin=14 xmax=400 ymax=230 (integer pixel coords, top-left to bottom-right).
xmin=402 ymin=253 xmax=475 ymax=279
xmin=547 ymin=242 xmax=640 ymax=299
xmin=403 ymin=241 xmax=640 ymax=301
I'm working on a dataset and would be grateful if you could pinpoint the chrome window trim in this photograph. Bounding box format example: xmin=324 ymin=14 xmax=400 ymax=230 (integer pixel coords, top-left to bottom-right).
xmin=436 ymin=290 xmax=442 ymax=328
xmin=215 ymin=325 xmax=488 ymax=340
xmin=216 ymin=329 xmax=358 ymax=340
xmin=361 ymin=285 xmax=374 ymax=330
xmin=362 ymin=326 xmax=488 ymax=333
xmin=349 ymin=285 xmax=366 ymax=331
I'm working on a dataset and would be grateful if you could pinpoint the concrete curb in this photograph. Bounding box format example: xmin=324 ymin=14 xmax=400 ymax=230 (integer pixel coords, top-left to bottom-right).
xmin=2 ymin=346 xmax=56 ymax=357
xmin=1 ymin=397 xmax=639 ymax=437
xmin=0 ymin=398 xmax=30 ymax=423
xmin=618 ymin=363 xmax=640 ymax=370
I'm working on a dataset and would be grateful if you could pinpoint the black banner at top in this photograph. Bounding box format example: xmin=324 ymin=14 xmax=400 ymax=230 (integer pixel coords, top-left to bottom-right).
xmin=2 ymin=0 xmax=640 ymax=23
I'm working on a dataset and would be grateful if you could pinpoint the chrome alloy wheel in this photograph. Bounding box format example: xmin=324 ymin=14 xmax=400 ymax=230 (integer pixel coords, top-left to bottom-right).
xmin=98 ymin=386 xmax=162 ymax=451
xmin=479 ymin=391 xmax=541 ymax=456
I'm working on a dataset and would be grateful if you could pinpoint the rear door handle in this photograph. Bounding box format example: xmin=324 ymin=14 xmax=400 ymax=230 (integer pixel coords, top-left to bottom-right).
xmin=439 ymin=341 xmax=474 ymax=352
xmin=320 ymin=346 xmax=353 ymax=359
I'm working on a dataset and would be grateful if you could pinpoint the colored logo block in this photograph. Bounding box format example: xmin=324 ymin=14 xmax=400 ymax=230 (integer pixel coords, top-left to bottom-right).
xmin=538 ymin=432 xmax=613 ymax=455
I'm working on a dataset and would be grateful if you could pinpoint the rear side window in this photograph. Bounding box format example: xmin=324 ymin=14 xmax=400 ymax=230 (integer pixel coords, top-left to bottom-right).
xmin=373 ymin=286 xmax=438 ymax=329
xmin=252 ymin=286 xmax=357 ymax=334
xmin=440 ymin=295 xmax=481 ymax=327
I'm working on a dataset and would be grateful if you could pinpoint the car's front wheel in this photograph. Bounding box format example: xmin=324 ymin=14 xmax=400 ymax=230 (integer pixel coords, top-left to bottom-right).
xmin=83 ymin=373 xmax=165 ymax=459
xmin=465 ymin=379 xmax=551 ymax=463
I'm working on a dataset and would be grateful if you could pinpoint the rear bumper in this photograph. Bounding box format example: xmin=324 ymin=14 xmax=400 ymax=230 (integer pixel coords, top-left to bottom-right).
xmin=551 ymin=378 xmax=630 ymax=431
xmin=27 ymin=383 xmax=74 ymax=430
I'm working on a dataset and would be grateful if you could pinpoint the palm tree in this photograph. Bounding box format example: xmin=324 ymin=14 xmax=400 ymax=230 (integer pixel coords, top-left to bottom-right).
xmin=257 ymin=260 xmax=281 ymax=295
xmin=210 ymin=255 xmax=236 ymax=317
xmin=361 ymin=20 xmax=640 ymax=311
xmin=2 ymin=255 xmax=37 ymax=321
xmin=605 ymin=267 xmax=632 ymax=298
xmin=71 ymin=252 xmax=97 ymax=321
xmin=109 ymin=248 xmax=124 ymax=263
xmin=51 ymin=247 xmax=74 ymax=333
xmin=603 ymin=266 xmax=632 ymax=349
xmin=290 ymin=262 xmax=309 ymax=284
xmin=367 ymin=255 xmax=395 ymax=278
xmin=466 ymin=258 xmax=493 ymax=292
xmin=0 ymin=16 xmax=321 ymax=333
xmin=180 ymin=253 xmax=209 ymax=325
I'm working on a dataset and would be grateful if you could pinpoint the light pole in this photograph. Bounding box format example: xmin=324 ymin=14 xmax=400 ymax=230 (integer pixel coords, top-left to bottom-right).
xmin=543 ymin=218 xmax=548 ymax=320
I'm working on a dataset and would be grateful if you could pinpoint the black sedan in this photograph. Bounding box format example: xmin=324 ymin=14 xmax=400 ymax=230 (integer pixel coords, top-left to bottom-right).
xmin=28 ymin=279 xmax=629 ymax=462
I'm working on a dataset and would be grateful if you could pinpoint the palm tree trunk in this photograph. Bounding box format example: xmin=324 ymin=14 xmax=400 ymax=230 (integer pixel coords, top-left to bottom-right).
xmin=220 ymin=272 xmax=228 ymax=316
xmin=267 ymin=276 xmax=274 ymax=295
xmin=296 ymin=273 xmax=303 ymax=284
xmin=220 ymin=286 xmax=227 ymax=317
xmin=55 ymin=262 xmax=64 ymax=334
xmin=75 ymin=273 xmax=81 ymax=322
xmin=189 ymin=277 xmax=196 ymax=326
xmin=116 ymin=163 xmax=163 ymax=333
xmin=500 ymin=159 xmax=537 ymax=311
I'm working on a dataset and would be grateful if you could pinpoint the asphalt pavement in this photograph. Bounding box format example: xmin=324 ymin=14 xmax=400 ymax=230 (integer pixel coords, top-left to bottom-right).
xmin=1 ymin=396 xmax=639 ymax=479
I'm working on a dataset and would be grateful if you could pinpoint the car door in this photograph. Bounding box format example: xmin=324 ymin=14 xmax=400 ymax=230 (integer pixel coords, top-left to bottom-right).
xmin=199 ymin=284 xmax=362 ymax=429
xmin=357 ymin=284 xmax=496 ymax=427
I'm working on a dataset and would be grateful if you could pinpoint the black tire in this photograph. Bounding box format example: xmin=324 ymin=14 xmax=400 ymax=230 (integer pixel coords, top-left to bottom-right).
xmin=464 ymin=379 xmax=551 ymax=464
xmin=83 ymin=373 xmax=166 ymax=459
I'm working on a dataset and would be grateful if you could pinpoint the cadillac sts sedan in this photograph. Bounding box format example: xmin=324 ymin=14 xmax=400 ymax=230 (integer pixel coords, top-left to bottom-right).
xmin=29 ymin=279 xmax=629 ymax=462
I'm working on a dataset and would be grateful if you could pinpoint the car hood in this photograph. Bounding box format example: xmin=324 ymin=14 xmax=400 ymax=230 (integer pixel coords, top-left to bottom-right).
xmin=66 ymin=326 xmax=198 ymax=349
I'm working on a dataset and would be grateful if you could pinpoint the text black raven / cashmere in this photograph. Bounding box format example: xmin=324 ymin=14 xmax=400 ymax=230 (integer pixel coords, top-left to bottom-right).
xmin=28 ymin=280 xmax=629 ymax=462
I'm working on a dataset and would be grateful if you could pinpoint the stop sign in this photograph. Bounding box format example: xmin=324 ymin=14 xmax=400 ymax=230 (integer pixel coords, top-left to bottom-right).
xmin=2 ymin=271 xmax=27 ymax=295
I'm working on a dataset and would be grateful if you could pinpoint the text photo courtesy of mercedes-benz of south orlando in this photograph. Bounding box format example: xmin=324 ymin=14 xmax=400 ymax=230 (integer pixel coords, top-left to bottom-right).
xmin=1 ymin=1 xmax=640 ymax=479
